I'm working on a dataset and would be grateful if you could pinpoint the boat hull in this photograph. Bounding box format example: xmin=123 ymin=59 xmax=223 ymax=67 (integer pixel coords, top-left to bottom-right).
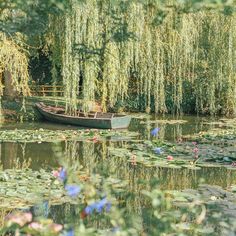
xmin=35 ymin=103 xmax=131 ymax=129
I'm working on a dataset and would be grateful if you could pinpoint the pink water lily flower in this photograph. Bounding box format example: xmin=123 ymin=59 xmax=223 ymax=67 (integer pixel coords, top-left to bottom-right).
xmin=193 ymin=147 xmax=199 ymax=153
xmin=29 ymin=222 xmax=43 ymax=230
xmin=231 ymin=162 xmax=236 ymax=167
xmin=167 ymin=155 xmax=174 ymax=161
xmin=48 ymin=223 xmax=63 ymax=233
xmin=52 ymin=170 xmax=59 ymax=178
xmin=6 ymin=212 xmax=32 ymax=227
xmin=52 ymin=167 xmax=67 ymax=182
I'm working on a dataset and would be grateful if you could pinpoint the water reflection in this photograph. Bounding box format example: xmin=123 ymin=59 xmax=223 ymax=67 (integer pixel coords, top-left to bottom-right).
xmin=0 ymin=142 xmax=60 ymax=170
xmin=1 ymin=139 xmax=235 ymax=190
xmin=0 ymin=115 xmax=234 ymax=189
xmin=129 ymin=115 xmax=213 ymax=141
xmin=0 ymin=116 xmax=235 ymax=227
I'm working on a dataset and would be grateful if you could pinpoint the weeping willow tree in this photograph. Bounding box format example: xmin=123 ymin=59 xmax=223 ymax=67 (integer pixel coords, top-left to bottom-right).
xmin=45 ymin=0 xmax=236 ymax=116
xmin=0 ymin=32 xmax=30 ymax=98
xmin=0 ymin=0 xmax=235 ymax=116
xmin=0 ymin=0 xmax=68 ymax=107
xmin=0 ymin=7 xmax=30 ymax=101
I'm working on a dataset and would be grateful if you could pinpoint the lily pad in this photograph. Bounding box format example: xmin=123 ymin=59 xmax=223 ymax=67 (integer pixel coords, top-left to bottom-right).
xmin=140 ymin=119 xmax=188 ymax=125
xmin=0 ymin=129 xmax=138 ymax=143
xmin=0 ymin=169 xmax=71 ymax=209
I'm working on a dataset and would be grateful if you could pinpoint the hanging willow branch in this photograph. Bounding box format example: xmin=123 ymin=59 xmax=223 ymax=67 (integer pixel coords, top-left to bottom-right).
xmin=0 ymin=32 xmax=30 ymax=97
xmin=46 ymin=0 xmax=236 ymax=116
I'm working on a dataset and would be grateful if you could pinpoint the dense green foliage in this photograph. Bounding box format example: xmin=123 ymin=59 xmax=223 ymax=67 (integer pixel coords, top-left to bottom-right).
xmin=1 ymin=2 xmax=236 ymax=235
xmin=1 ymin=0 xmax=236 ymax=115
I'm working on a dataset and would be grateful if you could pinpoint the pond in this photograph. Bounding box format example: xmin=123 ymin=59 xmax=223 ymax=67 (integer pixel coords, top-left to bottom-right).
xmin=0 ymin=114 xmax=236 ymax=232
xmin=0 ymin=115 xmax=235 ymax=188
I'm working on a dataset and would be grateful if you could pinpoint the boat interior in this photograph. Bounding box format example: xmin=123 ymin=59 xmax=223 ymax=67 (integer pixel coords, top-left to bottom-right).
xmin=37 ymin=103 xmax=124 ymax=118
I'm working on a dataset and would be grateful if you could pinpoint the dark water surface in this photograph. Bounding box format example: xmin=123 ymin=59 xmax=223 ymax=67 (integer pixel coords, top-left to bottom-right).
xmin=0 ymin=115 xmax=235 ymax=190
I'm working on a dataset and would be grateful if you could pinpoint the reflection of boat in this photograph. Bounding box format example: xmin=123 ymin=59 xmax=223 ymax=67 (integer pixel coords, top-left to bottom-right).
xmin=35 ymin=103 xmax=131 ymax=129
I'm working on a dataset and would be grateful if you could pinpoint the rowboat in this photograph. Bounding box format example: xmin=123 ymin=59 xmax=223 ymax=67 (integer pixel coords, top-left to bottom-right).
xmin=35 ymin=102 xmax=131 ymax=129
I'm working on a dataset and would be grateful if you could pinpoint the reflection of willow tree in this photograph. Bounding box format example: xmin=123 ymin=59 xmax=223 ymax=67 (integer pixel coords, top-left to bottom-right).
xmin=53 ymin=139 xmax=236 ymax=225
xmin=63 ymin=138 xmax=236 ymax=192
xmin=130 ymin=166 xmax=236 ymax=191
xmin=0 ymin=143 xmax=31 ymax=169
xmin=1 ymin=142 xmax=18 ymax=169
xmin=64 ymin=141 xmax=99 ymax=173
xmin=45 ymin=1 xmax=236 ymax=115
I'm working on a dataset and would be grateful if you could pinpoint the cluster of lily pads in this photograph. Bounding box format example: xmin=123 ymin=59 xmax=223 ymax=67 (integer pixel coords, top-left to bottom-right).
xmin=52 ymin=167 xmax=111 ymax=216
xmin=0 ymin=118 xmax=236 ymax=235
xmin=2 ymin=170 xmax=236 ymax=236
xmin=109 ymin=123 xmax=236 ymax=169
xmin=2 ymin=165 xmax=236 ymax=236
xmin=142 ymin=182 xmax=236 ymax=235
xmin=0 ymin=128 xmax=138 ymax=143
xmin=0 ymin=165 xmax=128 ymax=235
xmin=0 ymin=169 xmax=69 ymax=209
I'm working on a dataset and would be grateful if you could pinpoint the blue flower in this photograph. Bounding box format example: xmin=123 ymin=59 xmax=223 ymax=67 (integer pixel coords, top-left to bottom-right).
xmin=64 ymin=229 xmax=74 ymax=236
xmin=153 ymin=147 xmax=162 ymax=155
xmin=106 ymin=201 xmax=111 ymax=212
xmin=84 ymin=203 xmax=96 ymax=215
xmin=84 ymin=205 xmax=92 ymax=215
xmin=59 ymin=168 xmax=67 ymax=182
xmin=151 ymin=127 xmax=160 ymax=137
xmin=65 ymin=185 xmax=81 ymax=198
xmin=95 ymin=198 xmax=108 ymax=213
xmin=84 ymin=198 xmax=111 ymax=215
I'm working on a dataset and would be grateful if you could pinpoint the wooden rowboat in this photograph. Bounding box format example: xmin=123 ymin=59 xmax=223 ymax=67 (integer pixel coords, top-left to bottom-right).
xmin=35 ymin=102 xmax=131 ymax=129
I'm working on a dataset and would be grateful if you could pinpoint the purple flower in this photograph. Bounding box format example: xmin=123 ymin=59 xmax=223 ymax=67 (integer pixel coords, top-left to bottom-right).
xmin=153 ymin=147 xmax=162 ymax=154
xmin=151 ymin=127 xmax=160 ymax=137
xmin=65 ymin=185 xmax=81 ymax=198
xmin=59 ymin=168 xmax=67 ymax=182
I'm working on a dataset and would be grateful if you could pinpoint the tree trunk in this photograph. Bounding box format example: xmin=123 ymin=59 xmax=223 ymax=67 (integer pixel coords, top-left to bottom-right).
xmin=3 ymin=70 xmax=18 ymax=100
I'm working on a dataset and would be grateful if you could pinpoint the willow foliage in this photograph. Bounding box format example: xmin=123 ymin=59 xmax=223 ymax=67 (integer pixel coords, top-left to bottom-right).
xmin=0 ymin=32 xmax=30 ymax=97
xmin=46 ymin=0 xmax=236 ymax=115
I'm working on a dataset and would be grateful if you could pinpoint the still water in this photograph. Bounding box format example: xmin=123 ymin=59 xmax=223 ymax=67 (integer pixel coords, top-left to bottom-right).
xmin=0 ymin=115 xmax=235 ymax=190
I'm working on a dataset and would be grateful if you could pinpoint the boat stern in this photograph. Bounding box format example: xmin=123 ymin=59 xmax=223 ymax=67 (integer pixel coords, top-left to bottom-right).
xmin=111 ymin=115 xmax=131 ymax=129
